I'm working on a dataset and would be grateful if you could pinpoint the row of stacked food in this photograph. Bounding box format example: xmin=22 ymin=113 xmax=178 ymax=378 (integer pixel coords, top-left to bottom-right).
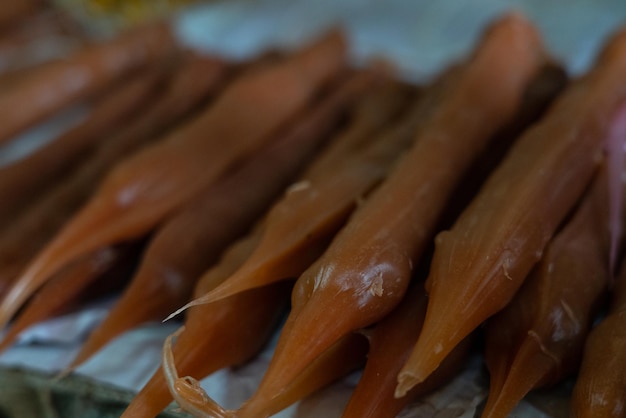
xmin=0 ymin=3 xmax=623 ymax=417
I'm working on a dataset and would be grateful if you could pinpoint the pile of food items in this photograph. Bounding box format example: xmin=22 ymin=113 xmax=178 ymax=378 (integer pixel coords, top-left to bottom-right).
xmin=0 ymin=1 xmax=624 ymax=417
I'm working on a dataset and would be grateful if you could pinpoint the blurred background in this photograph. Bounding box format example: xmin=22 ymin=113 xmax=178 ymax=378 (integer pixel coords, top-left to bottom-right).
xmin=57 ymin=0 xmax=626 ymax=78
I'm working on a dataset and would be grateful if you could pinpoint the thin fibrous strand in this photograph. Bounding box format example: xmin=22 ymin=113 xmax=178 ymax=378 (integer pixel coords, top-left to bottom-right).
xmin=164 ymin=329 xmax=369 ymax=418
xmin=397 ymin=21 xmax=626 ymax=397
xmin=153 ymin=229 xmax=360 ymax=418
xmin=121 ymin=230 xmax=292 ymax=418
xmin=162 ymin=329 xmax=223 ymax=418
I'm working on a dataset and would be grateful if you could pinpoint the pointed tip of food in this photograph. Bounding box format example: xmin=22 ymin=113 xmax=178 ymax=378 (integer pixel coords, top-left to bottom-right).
xmin=482 ymin=336 xmax=554 ymax=418
xmin=482 ymin=365 xmax=508 ymax=416
xmin=165 ymin=283 xmax=241 ymax=322
xmin=486 ymin=9 xmax=522 ymax=27
xmin=240 ymin=303 xmax=351 ymax=412
xmin=0 ymin=252 xmax=73 ymax=331
xmin=396 ymin=322 xmax=457 ymax=396
xmin=163 ymin=299 xmax=203 ymax=322
xmin=70 ymin=318 xmax=128 ymax=369
xmin=162 ymin=309 xmax=183 ymax=323
xmin=394 ymin=371 xmax=424 ymax=398
xmin=398 ymin=358 xmax=441 ymax=394
xmin=500 ymin=9 xmax=531 ymax=22
xmin=0 ymin=316 xmax=28 ymax=352
xmin=481 ymin=379 xmax=528 ymax=418
xmin=493 ymin=8 xmax=540 ymax=35
xmin=297 ymin=25 xmax=347 ymax=57
xmin=479 ymin=9 xmax=543 ymax=61
xmin=69 ymin=330 xmax=109 ymax=369
xmin=0 ymin=340 xmax=11 ymax=355
xmin=481 ymin=387 xmax=515 ymax=418
xmin=71 ymin=299 xmax=159 ymax=369
xmin=54 ymin=365 xmax=75 ymax=381
xmin=317 ymin=25 xmax=347 ymax=48
xmin=67 ymin=345 xmax=94 ymax=371
xmin=292 ymin=24 xmax=349 ymax=84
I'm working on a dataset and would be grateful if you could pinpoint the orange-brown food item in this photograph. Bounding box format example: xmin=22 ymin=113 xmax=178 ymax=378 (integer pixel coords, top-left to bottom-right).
xmin=0 ymin=54 xmax=227 ymax=304
xmin=172 ymin=77 xmax=416 ymax=316
xmin=342 ymin=284 xmax=472 ymax=418
xmin=0 ymin=67 xmax=167 ymax=225
xmin=121 ymin=76 xmax=414 ymax=417
xmin=0 ymin=31 xmax=346 ymax=330
xmin=0 ymin=21 xmax=176 ymax=145
xmin=252 ymin=332 xmax=368 ymax=417
xmin=165 ymin=331 xmax=368 ymax=418
xmin=121 ymin=230 xmax=291 ymax=418
xmin=481 ymin=166 xmax=611 ymax=418
xmin=0 ymin=244 xmax=141 ymax=353
xmin=228 ymin=14 xmax=546 ymax=418
xmin=571 ymin=261 xmax=626 ymax=418
xmin=68 ymin=70 xmax=378 ymax=368
xmin=397 ymin=23 xmax=626 ymax=397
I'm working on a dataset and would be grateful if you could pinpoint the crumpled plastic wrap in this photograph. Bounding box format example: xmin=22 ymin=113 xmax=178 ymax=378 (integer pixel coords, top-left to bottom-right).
xmin=1 ymin=0 xmax=625 ymax=416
